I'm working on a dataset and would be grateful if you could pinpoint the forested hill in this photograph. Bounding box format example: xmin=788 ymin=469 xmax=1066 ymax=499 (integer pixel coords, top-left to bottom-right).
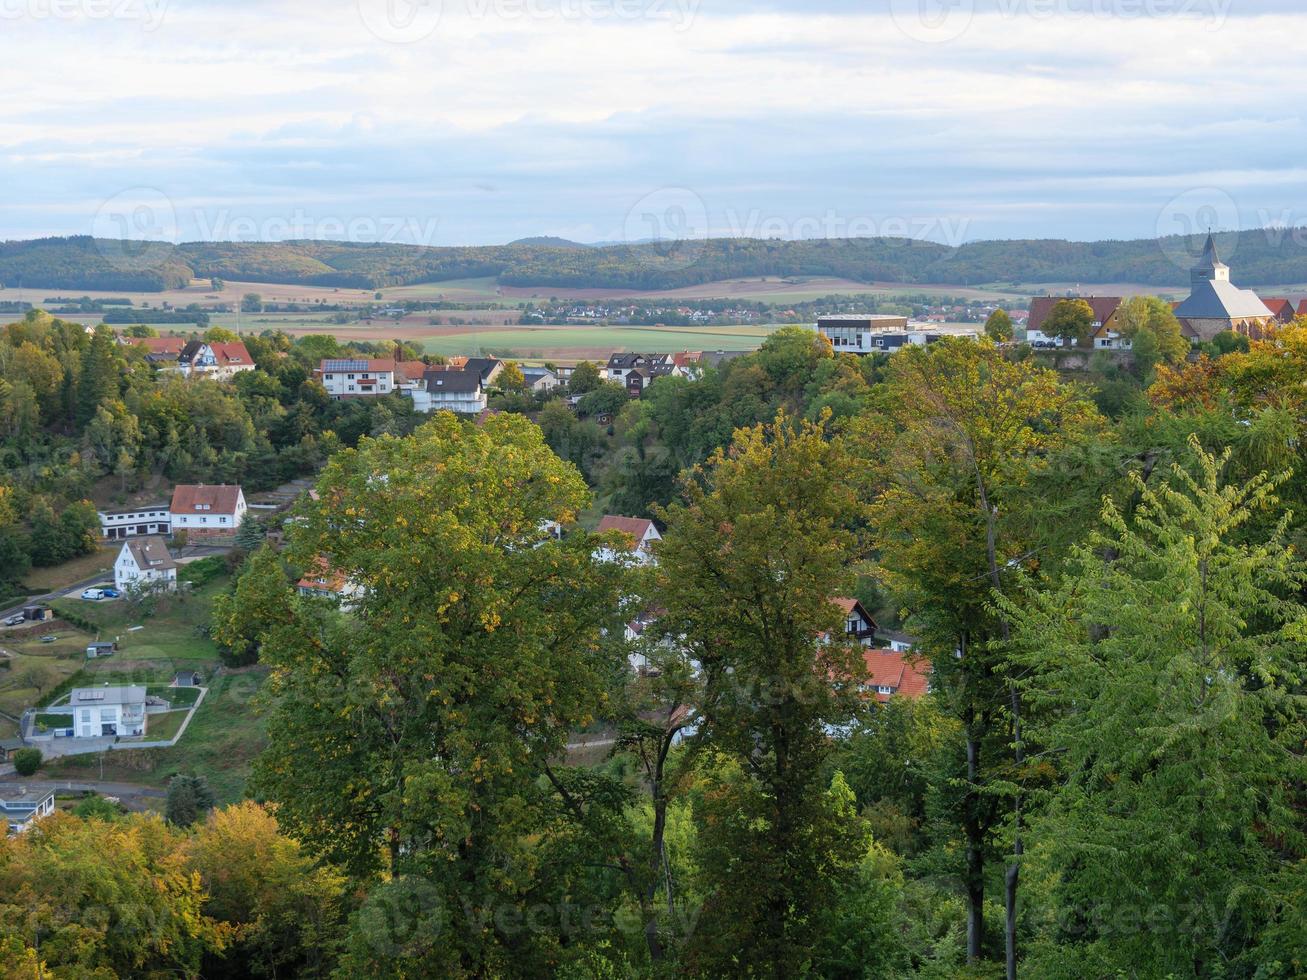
xmin=3 ymin=230 xmax=1307 ymax=292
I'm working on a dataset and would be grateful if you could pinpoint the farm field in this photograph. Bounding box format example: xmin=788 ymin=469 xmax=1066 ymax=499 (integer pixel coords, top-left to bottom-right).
xmin=22 ymin=545 xmax=116 ymax=592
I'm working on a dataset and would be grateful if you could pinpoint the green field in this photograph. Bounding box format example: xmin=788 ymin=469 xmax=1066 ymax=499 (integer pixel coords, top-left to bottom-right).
xmin=417 ymin=323 xmax=782 ymax=356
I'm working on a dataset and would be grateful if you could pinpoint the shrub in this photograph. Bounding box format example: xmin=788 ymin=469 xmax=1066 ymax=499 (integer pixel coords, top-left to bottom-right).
xmin=13 ymin=747 xmax=42 ymax=775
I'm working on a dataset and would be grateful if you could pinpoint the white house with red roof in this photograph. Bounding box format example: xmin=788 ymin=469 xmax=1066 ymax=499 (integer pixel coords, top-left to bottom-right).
xmin=596 ymin=515 xmax=661 ymax=565
xmin=861 ymin=647 xmax=931 ymax=702
xmin=169 ymin=484 xmax=247 ymax=540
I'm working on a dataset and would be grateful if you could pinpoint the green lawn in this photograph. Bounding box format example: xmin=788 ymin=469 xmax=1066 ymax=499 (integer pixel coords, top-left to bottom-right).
xmin=418 ymin=323 xmax=780 ymax=357
xmin=147 ymin=684 xmax=201 ymax=706
xmin=34 ymin=713 xmax=72 ymax=731
xmin=46 ymin=669 xmax=268 ymax=803
xmin=52 ymin=577 xmax=228 ymax=662
xmin=142 ymin=710 xmax=187 ymax=742
xmin=23 ymin=547 xmax=116 ymax=591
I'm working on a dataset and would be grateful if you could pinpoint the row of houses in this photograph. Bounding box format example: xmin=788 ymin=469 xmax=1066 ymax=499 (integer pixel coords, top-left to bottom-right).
xmin=1027 ymin=235 xmax=1299 ymax=348
xmin=98 ymin=484 xmax=248 ymax=542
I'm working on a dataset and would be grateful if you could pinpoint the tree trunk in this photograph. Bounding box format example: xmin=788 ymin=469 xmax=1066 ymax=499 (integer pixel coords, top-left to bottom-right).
xmin=965 ymin=724 xmax=985 ymax=963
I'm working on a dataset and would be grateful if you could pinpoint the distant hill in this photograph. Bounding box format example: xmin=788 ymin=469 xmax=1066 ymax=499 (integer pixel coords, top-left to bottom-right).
xmin=2 ymin=231 xmax=1305 ymax=294
xmin=507 ymin=236 xmax=592 ymax=249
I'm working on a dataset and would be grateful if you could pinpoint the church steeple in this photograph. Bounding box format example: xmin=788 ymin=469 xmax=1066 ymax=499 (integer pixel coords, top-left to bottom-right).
xmin=1191 ymin=231 xmax=1230 ymax=287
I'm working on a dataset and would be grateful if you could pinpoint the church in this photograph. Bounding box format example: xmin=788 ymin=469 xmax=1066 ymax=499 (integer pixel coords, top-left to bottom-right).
xmin=1173 ymin=234 xmax=1276 ymax=341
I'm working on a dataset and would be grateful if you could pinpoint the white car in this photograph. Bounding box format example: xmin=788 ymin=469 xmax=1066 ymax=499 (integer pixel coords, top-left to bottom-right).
xmin=80 ymin=588 xmax=106 ymax=601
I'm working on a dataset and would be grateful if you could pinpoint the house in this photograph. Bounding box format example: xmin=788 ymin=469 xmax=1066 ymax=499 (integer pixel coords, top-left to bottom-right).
xmin=394 ymin=360 xmax=432 ymax=393
xmin=173 ymin=670 xmax=203 ymax=687
xmin=114 ymin=536 xmax=178 ymax=593
xmin=1174 ymin=234 xmax=1275 ymax=341
xmin=172 ymin=340 xmax=256 ymax=379
xmin=97 ymin=503 xmax=171 ymax=540
xmin=877 ymin=629 xmax=917 ymax=653
xmin=127 ymin=335 xmax=187 ymax=365
xmin=832 ymin=597 xmax=878 ymax=646
xmin=861 ymin=648 xmax=932 ymax=703
xmin=69 ymin=685 xmax=148 ymax=738
xmin=169 ymin=484 xmax=247 ymax=540
xmin=698 ymin=350 xmax=751 ymax=370
xmin=0 ymin=786 xmax=55 ymax=835
xmin=521 ymin=366 xmax=561 ymax=392
xmin=296 ymin=559 xmax=364 ymax=606
xmin=316 ymin=358 xmax=397 ymax=399
xmin=605 ymin=353 xmax=680 ymax=395
xmin=86 ymin=641 xmax=118 ymax=659
xmin=409 ymin=367 xmax=487 ymax=415
xmin=1262 ymin=298 xmax=1296 ymax=325
xmin=21 ymin=605 xmax=52 ymax=623
xmin=1026 ymin=297 xmax=1125 ymax=348
xmin=1298 ymin=299 xmax=1307 ymax=319
xmin=596 ymin=515 xmax=661 ymax=564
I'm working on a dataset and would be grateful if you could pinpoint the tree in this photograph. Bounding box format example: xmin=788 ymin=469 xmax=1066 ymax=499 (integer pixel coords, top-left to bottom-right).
xmin=204 ymin=326 xmax=240 ymax=343
xmin=187 ymin=802 xmax=347 ymax=979
xmin=210 ymin=277 xmax=225 ymax=291
xmin=497 ymin=359 xmax=526 ymax=390
xmin=166 ymin=773 xmax=217 ymax=826
xmin=858 ymin=337 xmax=1103 ymax=969
xmin=77 ymin=326 xmax=120 ymax=424
xmin=1006 ymin=438 xmax=1307 ymax=977
xmin=984 ymin=309 xmax=1014 ymax=342
xmin=1115 ymin=295 xmax=1188 ymax=370
xmin=568 ymin=359 xmax=602 ymax=394
xmin=578 ymin=381 xmax=628 ymax=418
xmin=12 ymin=747 xmax=41 ymax=775
xmin=233 ymin=511 xmax=267 ymax=551
xmin=242 ymin=293 xmax=263 ymax=313
xmin=1043 ymin=299 xmax=1095 ymax=347
xmin=254 ymin=413 xmax=629 ymax=975
xmin=212 ymin=544 xmax=295 ymax=667
xmin=655 ymin=414 xmax=871 ymax=977
xmin=73 ymin=795 xmax=123 ymax=821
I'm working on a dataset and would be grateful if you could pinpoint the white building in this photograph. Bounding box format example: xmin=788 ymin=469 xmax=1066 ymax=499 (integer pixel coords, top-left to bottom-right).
xmin=178 ymin=340 xmax=256 ymax=380
xmin=114 ymin=536 xmax=178 ymax=593
xmin=409 ymin=368 xmax=487 ymax=415
xmin=169 ymin=484 xmax=247 ymax=540
xmin=98 ymin=504 xmax=171 ymax=541
xmin=316 ymin=358 xmax=397 ymax=399
xmin=596 ymin=515 xmax=661 ymax=565
xmin=70 ymin=685 xmax=148 ymax=738
xmin=814 ymin=315 xmax=911 ymax=353
xmin=0 ymin=786 xmax=55 ymax=834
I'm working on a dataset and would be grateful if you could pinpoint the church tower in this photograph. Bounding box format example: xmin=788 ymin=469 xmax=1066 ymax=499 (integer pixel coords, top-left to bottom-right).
xmin=1191 ymin=232 xmax=1231 ymax=288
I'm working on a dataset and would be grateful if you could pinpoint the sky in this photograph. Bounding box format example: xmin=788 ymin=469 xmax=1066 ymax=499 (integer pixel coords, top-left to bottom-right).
xmin=2 ymin=0 xmax=1306 ymax=248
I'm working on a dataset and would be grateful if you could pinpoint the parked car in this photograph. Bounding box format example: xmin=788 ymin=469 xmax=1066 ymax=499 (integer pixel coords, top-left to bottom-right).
xmin=2 ymin=614 xmax=23 ymax=626
xmin=80 ymin=588 xmax=105 ymax=601
xmin=39 ymin=635 xmax=57 ymax=643
xmin=101 ymin=588 xmax=120 ymax=598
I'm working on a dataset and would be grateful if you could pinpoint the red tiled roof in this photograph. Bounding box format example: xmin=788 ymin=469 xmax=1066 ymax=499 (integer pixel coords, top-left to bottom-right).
xmin=1297 ymin=299 xmax=1307 ymax=318
xmin=1262 ymin=298 xmax=1293 ymax=319
xmin=297 ymin=557 xmax=351 ymax=594
xmin=169 ymin=484 xmax=243 ymax=515
xmin=1027 ymin=296 xmax=1123 ymax=336
xmin=130 ymin=336 xmax=186 ymax=355
xmin=862 ymin=648 xmax=931 ymax=702
xmin=395 ymin=360 xmax=429 ymax=382
xmin=598 ymin=515 xmax=655 ymax=548
xmin=209 ymin=341 xmax=252 ymax=366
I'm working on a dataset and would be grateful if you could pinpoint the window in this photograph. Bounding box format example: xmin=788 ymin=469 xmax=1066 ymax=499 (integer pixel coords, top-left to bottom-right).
xmin=877 ymin=685 xmax=894 ymax=695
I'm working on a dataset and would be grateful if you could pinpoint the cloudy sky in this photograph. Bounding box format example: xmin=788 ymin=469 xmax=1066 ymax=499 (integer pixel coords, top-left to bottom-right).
xmin=2 ymin=0 xmax=1305 ymax=247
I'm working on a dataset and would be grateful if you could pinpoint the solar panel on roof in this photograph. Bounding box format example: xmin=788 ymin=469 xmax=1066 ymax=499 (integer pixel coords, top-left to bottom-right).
xmin=324 ymin=359 xmax=369 ymax=372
